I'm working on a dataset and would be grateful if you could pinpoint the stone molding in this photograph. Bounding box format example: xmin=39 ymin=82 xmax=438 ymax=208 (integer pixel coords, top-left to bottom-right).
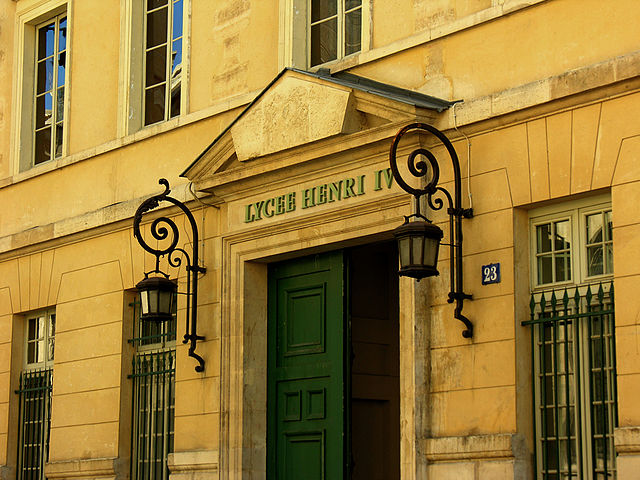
xmin=424 ymin=433 xmax=519 ymax=462
xmin=168 ymin=450 xmax=220 ymax=474
xmin=44 ymin=457 xmax=116 ymax=479
xmin=615 ymin=427 xmax=640 ymax=455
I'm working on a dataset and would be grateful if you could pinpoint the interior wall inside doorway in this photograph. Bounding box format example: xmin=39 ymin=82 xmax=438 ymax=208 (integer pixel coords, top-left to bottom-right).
xmin=349 ymin=243 xmax=400 ymax=480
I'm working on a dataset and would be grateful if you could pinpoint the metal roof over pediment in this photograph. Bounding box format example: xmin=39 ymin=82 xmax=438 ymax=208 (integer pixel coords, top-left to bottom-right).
xmin=181 ymin=68 xmax=457 ymax=180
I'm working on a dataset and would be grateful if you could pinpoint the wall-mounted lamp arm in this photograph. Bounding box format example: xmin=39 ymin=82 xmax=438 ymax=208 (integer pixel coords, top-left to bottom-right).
xmin=133 ymin=179 xmax=207 ymax=372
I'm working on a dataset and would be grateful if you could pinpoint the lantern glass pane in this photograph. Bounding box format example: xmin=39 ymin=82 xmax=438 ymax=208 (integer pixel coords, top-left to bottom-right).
xmin=411 ymin=234 xmax=424 ymax=266
xmin=398 ymin=236 xmax=411 ymax=268
xmin=148 ymin=289 xmax=158 ymax=313
xmin=423 ymin=237 xmax=439 ymax=268
xmin=159 ymin=289 xmax=173 ymax=315
xmin=140 ymin=291 xmax=149 ymax=314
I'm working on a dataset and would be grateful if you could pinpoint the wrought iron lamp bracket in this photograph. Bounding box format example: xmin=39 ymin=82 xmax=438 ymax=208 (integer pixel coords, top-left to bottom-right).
xmin=390 ymin=123 xmax=474 ymax=338
xmin=133 ymin=178 xmax=207 ymax=372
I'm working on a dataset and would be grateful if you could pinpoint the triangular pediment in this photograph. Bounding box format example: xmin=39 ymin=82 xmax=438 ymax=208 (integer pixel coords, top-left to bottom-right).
xmin=182 ymin=68 xmax=454 ymax=187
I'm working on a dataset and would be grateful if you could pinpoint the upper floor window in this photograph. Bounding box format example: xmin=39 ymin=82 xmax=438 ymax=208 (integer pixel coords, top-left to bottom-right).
xmin=33 ymin=15 xmax=67 ymax=166
xmin=143 ymin=0 xmax=183 ymax=126
xmin=12 ymin=3 xmax=69 ymax=172
xmin=310 ymin=0 xmax=361 ymax=67
xmin=283 ymin=0 xmax=368 ymax=70
xmin=531 ymin=197 xmax=613 ymax=288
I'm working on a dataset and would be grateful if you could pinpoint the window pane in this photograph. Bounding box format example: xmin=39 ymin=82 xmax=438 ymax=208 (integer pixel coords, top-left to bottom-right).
xmin=586 ymin=213 xmax=603 ymax=244
xmin=56 ymin=87 xmax=65 ymax=121
xmin=37 ymin=22 xmax=55 ymax=60
xmin=35 ymin=93 xmax=53 ymax=129
xmin=59 ymin=17 xmax=67 ymax=51
xmin=27 ymin=342 xmax=37 ymax=364
xmin=170 ymin=83 xmax=180 ymax=119
xmin=171 ymin=39 xmax=182 ymax=77
xmin=172 ymin=0 xmax=183 ymax=39
xmin=146 ymin=46 xmax=167 ymax=87
xmin=587 ymin=245 xmax=604 ymax=276
xmin=312 ymin=0 xmax=337 ymax=22
xmin=57 ymin=52 xmax=66 ymax=87
xmin=148 ymin=0 xmax=168 ymax=9
xmin=538 ymin=254 xmax=553 ymax=284
xmin=34 ymin=128 xmax=52 ymax=165
xmin=147 ymin=7 xmax=168 ymax=49
xmin=605 ymin=243 xmax=613 ymax=274
xmin=346 ymin=0 xmax=362 ymax=10
xmin=28 ymin=318 xmax=38 ymax=341
xmin=344 ymin=9 xmax=361 ymax=56
xmin=55 ymin=123 xmax=64 ymax=158
xmin=145 ymin=84 xmax=166 ymax=125
xmin=555 ymin=252 xmax=571 ymax=282
xmin=605 ymin=210 xmax=613 ymax=241
xmin=554 ymin=220 xmax=570 ymax=251
xmin=37 ymin=58 xmax=54 ymax=94
xmin=311 ymin=19 xmax=337 ymax=67
xmin=536 ymin=223 xmax=552 ymax=253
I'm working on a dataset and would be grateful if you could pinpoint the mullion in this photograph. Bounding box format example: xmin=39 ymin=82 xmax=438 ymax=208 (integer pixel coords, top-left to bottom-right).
xmin=164 ymin=2 xmax=173 ymax=121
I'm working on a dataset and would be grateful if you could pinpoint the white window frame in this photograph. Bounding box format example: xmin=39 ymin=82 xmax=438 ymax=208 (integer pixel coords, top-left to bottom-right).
xmin=118 ymin=0 xmax=191 ymax=137
xmin=23 ymin=309 xmax=56 ymax=370
xmin=10 ymin=1 xmax=71 ymax=174
xmin=529 ymin=194 xmax=613 ymax=290
xmin=279 ymin=0 xmax=371 ymax=70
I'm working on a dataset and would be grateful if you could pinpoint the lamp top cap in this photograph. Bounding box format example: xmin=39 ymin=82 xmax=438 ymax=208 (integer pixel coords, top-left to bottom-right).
xmin=135 ymin=274 xmax=177 ymax=292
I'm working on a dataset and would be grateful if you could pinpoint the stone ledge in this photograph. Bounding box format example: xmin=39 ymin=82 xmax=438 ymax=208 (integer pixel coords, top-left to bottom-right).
xmin=424 ymin=433 xmax=517 ymax=462
xmin=168 ymin=450 xmax=219 ymax=473
xmin=44 ymin=457 xmax=116 ymax=479
xmin=615 ymin=427 xmax=640 ymax=454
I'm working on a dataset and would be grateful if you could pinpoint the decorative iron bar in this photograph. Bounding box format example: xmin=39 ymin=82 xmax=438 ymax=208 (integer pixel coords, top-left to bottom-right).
xmin=129 ymin=300 xmax=176 ymax=480
xmin=130 ymin=350 xmax=176 ymax=480
xmin=523 ymin=281 xmax=617 ymax=479
xmin=16 ymin=368 xmax=53 ymax=480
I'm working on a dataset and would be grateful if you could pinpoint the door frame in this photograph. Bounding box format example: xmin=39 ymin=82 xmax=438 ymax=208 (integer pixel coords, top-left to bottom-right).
xmin=216 ymin=194 xmax=432 ymax=480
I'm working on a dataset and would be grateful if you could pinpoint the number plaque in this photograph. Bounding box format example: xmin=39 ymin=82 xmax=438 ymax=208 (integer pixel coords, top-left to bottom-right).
xmin=481 ymin=263 xmax=501 ymax=285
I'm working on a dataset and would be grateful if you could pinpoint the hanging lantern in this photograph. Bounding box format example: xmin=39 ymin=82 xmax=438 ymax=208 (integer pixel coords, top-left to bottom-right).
xmin=135 ymin=274 xmax=177 ymax=323
xmin=394 ymin=218 xmax=443 ymax=280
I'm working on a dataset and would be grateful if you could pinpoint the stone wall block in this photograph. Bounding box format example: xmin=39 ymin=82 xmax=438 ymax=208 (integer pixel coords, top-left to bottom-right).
xmin=570 ymin=103 xmax=601 ymax=194
xmin=616 ymin=373 xmax=640 ymax=426
xmin=546 ymin=111 xmax=572 ymax=198
xmin=527 ymin=118 xmax=550 ymax=203
xmin=612 ymin=136 xmax=640 ymax=186
xmin=56 ymin=261 xmax=123 ymax=304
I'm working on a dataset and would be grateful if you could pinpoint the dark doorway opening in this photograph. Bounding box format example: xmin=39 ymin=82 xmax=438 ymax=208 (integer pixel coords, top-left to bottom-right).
xmin=349 ymin=243 xmax=400 ymax=480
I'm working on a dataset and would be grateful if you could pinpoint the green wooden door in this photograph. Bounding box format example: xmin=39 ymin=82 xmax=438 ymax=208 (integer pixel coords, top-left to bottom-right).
xmin=268 ymin=251 xmax=346 ymax=480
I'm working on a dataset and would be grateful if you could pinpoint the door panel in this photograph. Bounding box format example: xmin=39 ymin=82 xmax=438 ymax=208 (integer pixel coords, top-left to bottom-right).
xmin=268 ymin=252 xmax=344 ymax=480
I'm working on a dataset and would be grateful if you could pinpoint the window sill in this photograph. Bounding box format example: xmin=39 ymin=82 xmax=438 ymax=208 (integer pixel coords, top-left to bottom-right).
xmin=2 ymin=87 xmax=262 ymax=188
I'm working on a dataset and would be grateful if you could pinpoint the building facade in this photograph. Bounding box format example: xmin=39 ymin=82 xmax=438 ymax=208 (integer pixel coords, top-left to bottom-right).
xmin=1 ymin=0 xmax=640 ymax=479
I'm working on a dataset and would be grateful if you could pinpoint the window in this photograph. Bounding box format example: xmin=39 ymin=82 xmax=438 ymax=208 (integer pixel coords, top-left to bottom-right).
xmin=16 ymin=310 xmax=56 ymax=480
xmin=33 ymin=14 xmax=67 ymax=165
xmin=13 ymin=3 xmax=69 ymax=172
xmin=282 ymin=0 xmax=368 ymax=69
xmin=121 ymin=0 xmax=187 ymax=134
xmin=525 ymin=197 xmax=617 ymax=479
xmin=531 ymin=198 xmax=613 ymax=287
xmin=129 ymin=298 xmax=176 ymax=480
xmin=143 ymin=0 xmax=183 ymax=126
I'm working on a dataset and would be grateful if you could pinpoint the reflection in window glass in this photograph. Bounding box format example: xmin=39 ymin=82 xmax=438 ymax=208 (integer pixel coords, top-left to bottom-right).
xmin=34 ymin=15 xmax=66 ymax=166
xmin=535 ymin=220 xmax=571 ymax=285
xmin=310 ymin=0 xmax=361 ymax=67
xmin=586 ymin=210 xmax=613 ymax=277
xmin=144 ymin=0 xmax=182 ymax=126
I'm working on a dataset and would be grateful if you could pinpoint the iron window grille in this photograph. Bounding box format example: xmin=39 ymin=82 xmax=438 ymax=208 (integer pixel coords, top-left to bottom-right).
xmin=16 ymin=369 xmax=53 ymax=480
xmin=16 ymin=311 xmax=55 ymax=480
xmin=524 ymin=282 xmax=617 ymax=479
xmin=129 ymin=300 xmax=176 ymax=480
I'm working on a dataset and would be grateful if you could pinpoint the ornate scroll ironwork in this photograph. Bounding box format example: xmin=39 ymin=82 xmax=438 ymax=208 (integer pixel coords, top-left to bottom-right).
xmin=133 ymin=178 xmax=207 ymax=371
xmin=389 ymin=123 xmax=474 ymax=338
